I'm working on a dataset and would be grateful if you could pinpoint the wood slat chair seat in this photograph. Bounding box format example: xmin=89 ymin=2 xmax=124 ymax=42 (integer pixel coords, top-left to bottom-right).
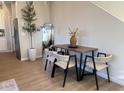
xmin=86 ymin=54 xmax=112 ymax=71
xmin=55 ymin=59 xmax=75 ymax=69
xmin=86 ymin=62 xmax=109 ymax=71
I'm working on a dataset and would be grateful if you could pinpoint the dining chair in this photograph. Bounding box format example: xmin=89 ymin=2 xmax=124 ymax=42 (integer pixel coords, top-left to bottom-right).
xmin=44 ymin=49 xmax=57 ymax=71
xmin=51 ymin=53 xmax=78 ymax=87
xmin=43 ymin=47 xmax=65 ymax=71
xmin=82 ymin=52 xmax=112 ymax=90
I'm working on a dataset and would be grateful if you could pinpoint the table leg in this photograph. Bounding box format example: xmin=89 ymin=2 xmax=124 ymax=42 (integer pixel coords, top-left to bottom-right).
xmin=79 ymin=53 xmax=83 ymax=81
xmin=66 ymin=50 xmax=69 ymax=55
xmin=74 ymin=55 xmax=79 ymax=81
xmin=65 ymin=49 xmax=67 ymax=55
xmin=81 ymin=54 xmax=87 ymax=80
xmin=61 ymin=48 xmax=62 ymax=52
xmin=55 ymin=47 xmax=57 ymax=51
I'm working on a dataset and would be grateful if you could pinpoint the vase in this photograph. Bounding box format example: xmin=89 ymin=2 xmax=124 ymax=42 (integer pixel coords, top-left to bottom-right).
xmin=70 ymin=34 xmax=77 ymax=47
xmin=28 ymin=48 xmax=36 ymax=61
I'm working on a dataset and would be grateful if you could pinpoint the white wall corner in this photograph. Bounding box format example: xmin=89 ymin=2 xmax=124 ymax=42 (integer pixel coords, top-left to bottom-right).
xmin=0 ymin=50 xmax=12 ymax=52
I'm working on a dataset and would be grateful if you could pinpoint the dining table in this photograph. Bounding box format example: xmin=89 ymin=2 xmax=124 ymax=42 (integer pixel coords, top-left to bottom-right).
xmin=53 ymin=44 xmax=98 ymax=81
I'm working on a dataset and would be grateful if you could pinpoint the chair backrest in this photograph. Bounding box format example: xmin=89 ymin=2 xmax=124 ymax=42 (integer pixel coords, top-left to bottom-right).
xmin=95 ymin=54 xmax=112 ymax=63
xmin=53 ymin=53 xmax=69 ymax=63
xmin=44 ymin=49 xmax=57 ymax=59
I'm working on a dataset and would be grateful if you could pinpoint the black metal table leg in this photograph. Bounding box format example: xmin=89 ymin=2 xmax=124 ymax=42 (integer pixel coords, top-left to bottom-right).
xmin=61 ymin=48 xmax=62 ymax=52
xmin=65 ymin=49 xmax=67 ymax=55
xmin=79 ymin=53 xmax=83 ymax=81
xmin=81 ymin=55 xmax=87 ymax=79
xmin=66 ymin=50 xmax=69 ymax=55
xmin=75 ymin=55 xmax=79 ymax=81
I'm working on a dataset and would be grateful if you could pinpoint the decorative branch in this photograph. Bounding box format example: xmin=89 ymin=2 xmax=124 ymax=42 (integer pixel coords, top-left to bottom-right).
xmin=68 ymin=27 xmax=79 ymax=36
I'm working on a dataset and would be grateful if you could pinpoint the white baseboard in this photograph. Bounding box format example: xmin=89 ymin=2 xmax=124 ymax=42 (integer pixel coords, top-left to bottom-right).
xmin=21 ymin=55 xmax=42 ymax=61
xmin=97 ymin=72 xmax=124 ymax=86
xmin=0 ymin=50 xmax=12 ymax=52
xmin=21 ymin=57 xmax=28 ymax=61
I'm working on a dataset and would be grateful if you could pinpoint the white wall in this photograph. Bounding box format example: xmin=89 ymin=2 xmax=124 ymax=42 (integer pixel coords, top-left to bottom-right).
xmin=51 ymin=1 xmax=124 ymax=85
xmin=16 ymin=1 xmax=50 ymax=60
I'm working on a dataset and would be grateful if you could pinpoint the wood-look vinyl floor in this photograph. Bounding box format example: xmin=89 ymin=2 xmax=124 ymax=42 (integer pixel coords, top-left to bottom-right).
xmin=0 ymin=52 xmax=124 ymax=91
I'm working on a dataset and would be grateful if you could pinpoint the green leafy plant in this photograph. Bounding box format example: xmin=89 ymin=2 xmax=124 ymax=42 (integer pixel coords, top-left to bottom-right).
xmin=21 ymin=1 xmax=37 ymax=48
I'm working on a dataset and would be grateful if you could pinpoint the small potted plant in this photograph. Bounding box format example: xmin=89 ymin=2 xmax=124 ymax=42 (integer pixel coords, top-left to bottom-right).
xmin=21 ymin=1 xmax=37 ymax=61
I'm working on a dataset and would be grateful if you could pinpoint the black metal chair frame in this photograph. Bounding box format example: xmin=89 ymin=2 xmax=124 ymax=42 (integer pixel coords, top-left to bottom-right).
xmin=51 ymin=55 xmax=78 ymax=87
xmin=82 ymin=52 xmax=110 ymax=90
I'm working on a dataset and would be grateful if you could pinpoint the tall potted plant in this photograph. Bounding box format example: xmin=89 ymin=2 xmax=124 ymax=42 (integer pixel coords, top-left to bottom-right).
xmin=21 ymin=1 xmax=37 ymax=61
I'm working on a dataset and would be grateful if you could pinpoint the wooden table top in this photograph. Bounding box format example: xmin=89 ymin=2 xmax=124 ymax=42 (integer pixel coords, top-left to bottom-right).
xmin=53 ymin=44 xmax=98 ymax=53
